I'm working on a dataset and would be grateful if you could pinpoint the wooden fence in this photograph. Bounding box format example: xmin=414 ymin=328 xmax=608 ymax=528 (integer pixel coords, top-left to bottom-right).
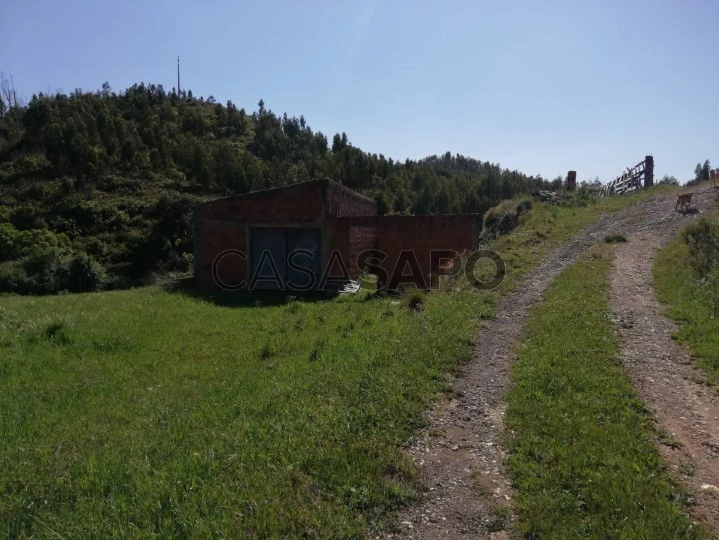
xmin=601 ymin=156 xmax=654 ymax=196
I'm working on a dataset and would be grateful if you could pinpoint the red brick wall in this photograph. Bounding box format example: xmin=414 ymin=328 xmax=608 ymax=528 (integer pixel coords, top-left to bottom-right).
xmin=327 ymin=216 xmax=378 ymax=279
xmin=195 ymin=221 xmax=247 ymax=290
xmin=376 ymin=215 xmax=479 ymax=289
xmin=325 ymin=181 xmax=377 ymax=217
xmin=326 ymin=214 xmax=478 ymax=288
xmin=197 ymin=182 xmax=324 ymax=224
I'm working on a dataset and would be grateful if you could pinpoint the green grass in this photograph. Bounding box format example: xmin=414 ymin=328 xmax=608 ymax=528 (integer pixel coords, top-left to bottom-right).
xmin=0 ymin=184 xmax=680 ymax=537
xmin=653 ymin=213 xmax=719 ymax=383
xmin=487 ymin=184 xmax=676 ymax=293
xmin=506 ymin=245 xmax=703 ymax=539
xmin=0 ymin=287 xmax=493 ymax=537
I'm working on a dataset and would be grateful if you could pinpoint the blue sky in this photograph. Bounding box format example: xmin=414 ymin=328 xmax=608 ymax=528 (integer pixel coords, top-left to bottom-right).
xmin=1 ymin=0 xmax=716 ymax=183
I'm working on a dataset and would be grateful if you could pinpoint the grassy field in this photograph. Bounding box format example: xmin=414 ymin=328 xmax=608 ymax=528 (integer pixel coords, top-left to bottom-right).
xmin=0 ymin=185 xmax=679 ymax=537
xmin=505 ymin=244 xmax=703 ymax=538
xmin=653 ymin=212 xmax=719 ymax=383
xmin=0 ymin=287 xmax=494 ymax=537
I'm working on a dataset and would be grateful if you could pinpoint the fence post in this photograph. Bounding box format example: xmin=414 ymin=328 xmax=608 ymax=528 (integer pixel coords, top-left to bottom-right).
xmin=567 ymin=170 xmax=577 ymax=191
xmin=644 ymin=156 xmax=654 ymax=187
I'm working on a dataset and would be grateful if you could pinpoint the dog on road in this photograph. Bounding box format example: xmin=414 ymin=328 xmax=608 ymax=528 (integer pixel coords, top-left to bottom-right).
xmin=675 ymin=192 xmax=693 ymax=213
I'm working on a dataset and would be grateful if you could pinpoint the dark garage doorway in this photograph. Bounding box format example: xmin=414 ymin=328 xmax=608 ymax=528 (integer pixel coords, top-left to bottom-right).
xmin=249 ymin=227 xmax=321 ymax=290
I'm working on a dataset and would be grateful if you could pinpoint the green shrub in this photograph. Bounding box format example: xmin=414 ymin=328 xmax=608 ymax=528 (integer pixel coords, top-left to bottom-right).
xmin=0 ymin=261 xmax=28 ymax=293
xmin=483 ymin=199 xmax=516 ymax=228
xmin=682 ymin=218 xmax=719 ymax=280
xmin=482 ymin=198 xmax=533 ymax=237
xmin=59 ymin=177 xmax=76 ymax=195
xmin=82 ymin=237 xmax=109 ymax=261
xmin=374 ymin=191 xmax=392 ymax=216
xmin=604 ymin=233 xmax=627 ymax=243
xmin=10 ymin=206 xmax=46 ymax=230
xmin=147 ymin=194 xmax=195 ymax=243
xmin=0 ymin=247 xmax=68 ymax=295
xmin=682 ymin=217 xmax=719 ymax=315
xmin=127 ymin=230 xmax=173 ymax=279
xmin=12 ymin=228 xmax=70 ymax=259
xmin=20 ymin=246 xmax=70 ymax=295
xmin=20 ymin=182 xmax=49 ymax=201
xmin=515 ymin=198 xmax=533 ymax=214
xmin=0 ymin=238 xmax=106 ymax=295
xmin=59 ymin=199 xmax=129 ymax=235
xmin=0 ymin=223 xmax=19 ymax=261
xmin=15 ymin=153 xmax=52 ymax=175
xmin=562 ymin=190 xmax=598 ymax=208
xmin=66 ymin=253 xmax=106 ymax=292
xmin=96 ymin=174 xmax=142 ymax=193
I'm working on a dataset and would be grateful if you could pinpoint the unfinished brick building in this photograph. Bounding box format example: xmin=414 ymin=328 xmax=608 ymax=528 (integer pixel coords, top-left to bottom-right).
xmin=194 ymin=179 xmax=480 ymax=292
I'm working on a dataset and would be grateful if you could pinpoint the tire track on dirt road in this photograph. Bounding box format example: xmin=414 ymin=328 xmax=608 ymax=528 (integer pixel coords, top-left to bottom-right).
xmin=610 ymin=187 xmax=719 ymax=533
xmin=393 ymin=189 xmax=716 ymax=539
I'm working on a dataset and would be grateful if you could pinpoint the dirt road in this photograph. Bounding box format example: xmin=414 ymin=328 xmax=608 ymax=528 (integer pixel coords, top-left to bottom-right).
xmin=395 ymin=187 xmax=718 ymax=538
xmin=610 ymin=188 xmax=719 ymax=532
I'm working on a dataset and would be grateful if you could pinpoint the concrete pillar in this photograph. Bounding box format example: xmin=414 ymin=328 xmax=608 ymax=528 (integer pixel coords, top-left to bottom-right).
xmin=567 ymin=170 xmax=577 ymax=191
xmin=644 ymin=156 xmax=654 ymax=187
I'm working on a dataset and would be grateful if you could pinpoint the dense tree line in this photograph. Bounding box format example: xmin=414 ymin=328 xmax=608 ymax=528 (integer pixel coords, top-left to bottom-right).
xmin=0 ymin=82 xmax=552 ymax=294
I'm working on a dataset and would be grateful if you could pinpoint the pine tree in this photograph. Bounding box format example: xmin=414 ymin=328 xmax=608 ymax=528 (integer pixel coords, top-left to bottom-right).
xmin=695 ymin=163 xmax=703 ymax=181
xmin=702 ymin=160 xmax=711 ymax=181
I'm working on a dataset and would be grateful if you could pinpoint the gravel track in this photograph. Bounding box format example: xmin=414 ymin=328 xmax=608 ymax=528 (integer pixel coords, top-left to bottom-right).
xmin=393 ymin=188 xmax=718 ymax=539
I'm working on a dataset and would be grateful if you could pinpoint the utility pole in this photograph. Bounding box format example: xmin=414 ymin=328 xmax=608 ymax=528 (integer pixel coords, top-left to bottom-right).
xmin=9 ymin=70 xmax=18 ymax=108
xmin=177 ymin=55 xmax=181 ymax=96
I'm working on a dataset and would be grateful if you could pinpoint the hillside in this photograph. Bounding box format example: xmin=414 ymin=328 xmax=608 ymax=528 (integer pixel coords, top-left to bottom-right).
xmin=0 ymin=83 xmax=554 ymax=294
xmin=5 ymin=185 xmax=708 ymax=537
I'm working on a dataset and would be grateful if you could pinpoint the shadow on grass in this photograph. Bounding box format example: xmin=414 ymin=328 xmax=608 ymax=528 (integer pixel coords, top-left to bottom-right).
xmin=165 ymin=277 xmax=341 ymax=308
